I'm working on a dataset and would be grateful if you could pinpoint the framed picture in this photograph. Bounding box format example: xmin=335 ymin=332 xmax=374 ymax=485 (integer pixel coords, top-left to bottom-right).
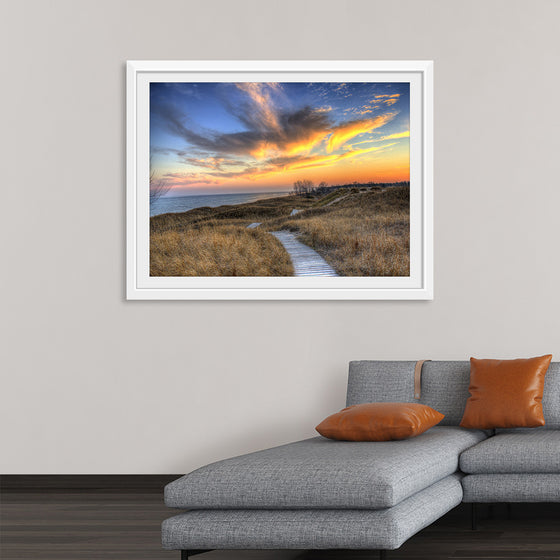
xmin=127 ymin=60 xmax=433 ymax=300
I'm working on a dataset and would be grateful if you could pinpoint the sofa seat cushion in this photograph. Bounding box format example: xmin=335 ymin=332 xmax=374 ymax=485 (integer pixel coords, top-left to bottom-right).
xmin=165 ymin=426 xmax=485 ymax=510
xmin=460 ymin=430 xmax=560 ymax=474
xmin=163 ymin=474 xmax=463 ymax=551
xmin=462 ymin=474 xmax=560 ymax=502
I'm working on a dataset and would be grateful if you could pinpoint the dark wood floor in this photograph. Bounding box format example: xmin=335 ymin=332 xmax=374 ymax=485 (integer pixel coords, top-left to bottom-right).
xmin=1 ymin=489 xmax=559 ymax=559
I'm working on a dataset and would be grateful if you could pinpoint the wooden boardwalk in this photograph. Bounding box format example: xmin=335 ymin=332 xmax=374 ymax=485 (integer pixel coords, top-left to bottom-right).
xmin=270 ymin=231 xmax=338 ymax=277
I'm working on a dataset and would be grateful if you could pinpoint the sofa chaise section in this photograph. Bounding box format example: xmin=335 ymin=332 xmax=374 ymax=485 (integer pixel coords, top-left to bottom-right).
xmin=163 ymin=474 xmax=463 ymax=551
xmin=165 ymin=426 xmax=486 ymax=511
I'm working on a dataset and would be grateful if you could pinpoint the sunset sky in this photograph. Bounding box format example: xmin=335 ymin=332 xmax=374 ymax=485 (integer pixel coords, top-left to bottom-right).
xmin=150 ymin=81 xmax=410 ymax=196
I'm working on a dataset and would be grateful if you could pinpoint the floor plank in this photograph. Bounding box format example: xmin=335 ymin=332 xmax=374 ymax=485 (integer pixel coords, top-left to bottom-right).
xmin=1 ymin=491 xmax=559 ymax=559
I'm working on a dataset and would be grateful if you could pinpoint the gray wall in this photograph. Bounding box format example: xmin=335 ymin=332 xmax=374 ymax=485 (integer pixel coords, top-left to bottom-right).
xmin=1 ymin=0 xmax=559 ymax=474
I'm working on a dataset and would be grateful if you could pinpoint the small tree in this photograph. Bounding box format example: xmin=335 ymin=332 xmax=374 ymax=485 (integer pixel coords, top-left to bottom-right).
xmin=149 ymin=163 xmax=171 ymax=205
xmin=293 ymin=179 xmax=315 ymax=197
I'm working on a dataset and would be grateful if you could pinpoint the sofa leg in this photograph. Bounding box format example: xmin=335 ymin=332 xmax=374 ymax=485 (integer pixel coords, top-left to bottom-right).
xmin=471 ymin=503 xmax=477 ymax=530
xmin=506 ymin=502 xmax=512 ymax=519
xmin=379 ymin=551 xmax=387 ymax=560
xmin=181 ymin=551 xmax=211 ymax=559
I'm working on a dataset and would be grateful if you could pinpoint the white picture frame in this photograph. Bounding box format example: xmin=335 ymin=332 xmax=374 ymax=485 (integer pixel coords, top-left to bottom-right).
xmin=127 ymin=60 xmax=433 ymax=300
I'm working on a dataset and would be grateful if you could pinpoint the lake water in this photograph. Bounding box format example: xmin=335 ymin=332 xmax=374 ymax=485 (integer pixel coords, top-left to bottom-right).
xmin=150 ymin=191 xmax=289 ymax=217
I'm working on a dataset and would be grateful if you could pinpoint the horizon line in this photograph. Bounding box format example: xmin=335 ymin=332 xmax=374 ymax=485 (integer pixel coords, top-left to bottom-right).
xmin=161 ymin=181 xmax=410 ymax=198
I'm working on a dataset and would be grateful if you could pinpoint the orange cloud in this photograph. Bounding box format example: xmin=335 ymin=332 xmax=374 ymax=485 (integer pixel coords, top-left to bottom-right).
xmin=380 ymin=130 xmax=410 ymax=141
xmin=249 ymin=141 xmax=279 ymax=159
xmin=372 ymin=93 xmax=401 ymax=107
xmin=283 ymin=153 xmax=340 ymax=171
xmin=249 ymin=130 xmax=329 ymax=160
xmin=373 ymin=93 xmax=400 ymax=100
xmin=327 ymin=114 xmax=395 ymax=152
xmin=275 ymin=143 xmax=398 ymax=173
xmin=283 ymin=130 xmax=329 ymax=156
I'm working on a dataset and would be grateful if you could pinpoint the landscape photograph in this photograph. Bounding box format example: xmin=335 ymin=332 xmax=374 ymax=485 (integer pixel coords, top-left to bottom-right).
xmin=149 ymin=80 xmax=410 ymax=277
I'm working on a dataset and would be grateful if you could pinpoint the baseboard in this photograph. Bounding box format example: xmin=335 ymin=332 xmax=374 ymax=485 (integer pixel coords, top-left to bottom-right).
xmin=0 ymin=474 xmax=182 ymax=491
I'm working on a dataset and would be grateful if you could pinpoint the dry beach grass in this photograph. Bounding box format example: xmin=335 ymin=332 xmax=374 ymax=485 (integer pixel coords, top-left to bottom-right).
xmin=150 ymin=225 xmax=294 ymax=277
xmin=266 ymin=187 xmax=410 ymax=276
xmin=150 ymin=186 xmax=409 ymax=277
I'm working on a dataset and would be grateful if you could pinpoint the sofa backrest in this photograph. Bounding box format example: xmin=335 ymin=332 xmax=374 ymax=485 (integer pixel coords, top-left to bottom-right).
xmin=347 ymin=360 xmax=560 ymax=428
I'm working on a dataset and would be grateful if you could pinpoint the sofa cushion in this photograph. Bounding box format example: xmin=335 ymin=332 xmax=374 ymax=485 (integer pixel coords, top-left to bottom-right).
xmin=462 ymin=473 xmax=560 ymax=502
xmin=315 ymin=402 xmax=444 ymax=441
xmin=162 ymin=474 xmax=463 ymax=551
xmin=460 ymin=430 xmax=560 ymax=474
xmin=460 ymin=355 xmax=551 ymax=429
xmin=347 ymin=361 xmax=560 ymax=428
xmin=165 ymin=426 xmax=485 ymax=510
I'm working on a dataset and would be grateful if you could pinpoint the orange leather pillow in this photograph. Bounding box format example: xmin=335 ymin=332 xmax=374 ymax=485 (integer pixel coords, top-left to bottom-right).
xmin=315 ymin=402 xmax=445 ymax=442
xmin=460 ymin=355 xmax=552 ymax=429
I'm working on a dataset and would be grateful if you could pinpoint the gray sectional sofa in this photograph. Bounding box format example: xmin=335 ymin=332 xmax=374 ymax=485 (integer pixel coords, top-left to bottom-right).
xmin=162 ymin=360 xmax=560 ymax=559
